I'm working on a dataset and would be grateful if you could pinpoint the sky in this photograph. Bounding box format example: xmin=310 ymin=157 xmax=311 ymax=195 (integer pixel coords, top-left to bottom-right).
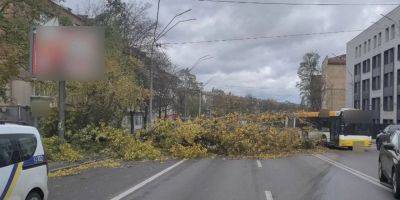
xmin=62 ymin=0 xmax=397 ymax=103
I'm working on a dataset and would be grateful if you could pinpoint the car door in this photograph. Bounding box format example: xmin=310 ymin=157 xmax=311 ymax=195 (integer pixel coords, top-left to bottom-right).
xmin=383 ymin=132 xmax=400 ymax=178
xmin=384 ymin=126 xmax=393 ymax=143
xmin=14 ymin=134 xmax=41 ymax=200
xmin=0 ymin=135 xmax=22 ymax=200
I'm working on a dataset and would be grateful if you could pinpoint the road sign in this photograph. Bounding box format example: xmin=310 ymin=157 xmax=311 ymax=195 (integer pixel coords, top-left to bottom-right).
xmin=30 ymin=26 xmax=104 ymax=80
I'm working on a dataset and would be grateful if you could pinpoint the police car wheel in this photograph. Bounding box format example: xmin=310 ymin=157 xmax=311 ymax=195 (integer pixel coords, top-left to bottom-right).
xmin=25 ymin=191 xmax=42 ymax=200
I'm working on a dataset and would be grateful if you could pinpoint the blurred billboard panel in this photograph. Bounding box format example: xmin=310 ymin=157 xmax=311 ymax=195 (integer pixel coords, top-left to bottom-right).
xmin=30 ymin=26 xmax=104 ymax=80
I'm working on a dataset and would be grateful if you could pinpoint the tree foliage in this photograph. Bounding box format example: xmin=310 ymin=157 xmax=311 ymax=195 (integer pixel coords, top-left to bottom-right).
xmin=296 ymin=52 xmax=323 ymax=111
xmin=0 ymin=0 xmax=56 ymax=101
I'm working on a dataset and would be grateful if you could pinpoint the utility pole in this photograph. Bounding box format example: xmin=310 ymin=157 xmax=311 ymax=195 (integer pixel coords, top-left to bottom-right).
xmin=198 ymin=76 xmax=214 ymax=117
xmin=148 ymin=2 xmax=193 ymax=126
xmin=148 ymin=0 xmax=161 ymax=127
xmin=58 ymin=80 xmax=65 ymax=140
xmin=198 ymin=90 xmax=202 ymax=117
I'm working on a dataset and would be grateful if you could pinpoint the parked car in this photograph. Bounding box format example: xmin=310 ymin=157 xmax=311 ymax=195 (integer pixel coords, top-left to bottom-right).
xmin=376 ymin=125 xmax=400 ymax=150
xmin=0 ymin=122 xmax=48 ymax=200
xmin=379 ymin=130 xmax=400 ymax=198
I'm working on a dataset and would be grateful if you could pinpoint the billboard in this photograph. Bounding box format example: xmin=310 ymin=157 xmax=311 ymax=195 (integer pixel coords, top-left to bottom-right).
xmin=30 ymin=26 xmax=104 ymax=80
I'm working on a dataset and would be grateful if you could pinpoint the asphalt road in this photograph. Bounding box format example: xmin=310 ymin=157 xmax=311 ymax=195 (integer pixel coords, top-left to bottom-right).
xmin=49 ymin=148 xmax=395 ymax=200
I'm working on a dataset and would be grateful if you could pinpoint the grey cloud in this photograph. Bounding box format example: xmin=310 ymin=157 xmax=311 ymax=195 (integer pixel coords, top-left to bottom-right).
xmin=64 ymin=0 xmax=396 ymax=102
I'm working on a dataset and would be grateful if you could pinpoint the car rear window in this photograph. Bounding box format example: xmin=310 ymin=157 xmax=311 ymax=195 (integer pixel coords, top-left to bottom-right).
xmin=0 ymin=134 xmax=37 ymax=168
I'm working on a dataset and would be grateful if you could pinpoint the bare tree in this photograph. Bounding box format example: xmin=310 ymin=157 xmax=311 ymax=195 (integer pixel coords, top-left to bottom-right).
xmin=296 ymin=52 xmax=323 ymax=111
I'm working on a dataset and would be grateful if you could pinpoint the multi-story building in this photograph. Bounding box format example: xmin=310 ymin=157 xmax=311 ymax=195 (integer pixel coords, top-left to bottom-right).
xmin=322 ymin=54 xmax=346 ymax=111
xmin=346 ymin=6 xmax=400 ymax=124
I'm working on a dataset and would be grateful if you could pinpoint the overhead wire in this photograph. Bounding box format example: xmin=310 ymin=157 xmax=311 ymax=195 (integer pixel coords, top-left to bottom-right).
xmin=198 ymin=0 xmax=400 ymax=6
xmin=160 ymin=29 xmax=363 ymax=45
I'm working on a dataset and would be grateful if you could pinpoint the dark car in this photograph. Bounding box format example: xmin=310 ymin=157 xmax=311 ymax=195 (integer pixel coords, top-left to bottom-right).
xmin=377 ymin=125 xmax=400 ymax=150
xmin=378 ymin=130 xmax=400 ymax=198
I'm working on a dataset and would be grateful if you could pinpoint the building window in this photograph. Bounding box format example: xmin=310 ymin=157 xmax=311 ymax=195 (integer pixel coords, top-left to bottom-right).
xmin=362 ymin=99 xmax=370 ymax=110
xmin=398 ymin=45 xmax=400 ymax=61
xmin=354 ymin=63 xmax=361 ymax=75
xmin=398 ymin=95 xmax=400 ymax=110
xmin=384 ymin=73 xmax=389 ymax=87
xmin=368 ymin=39 xmax=371 ymax=51
xmin=372 ymin=98 xmax=376 ymax=110
xmin=372 ymin=97 xmax=380 ymax=111
xmin=391 ymin=24 xmax=396 ymax=40
xmin=354 ymin=100 xmax=360 ymax=109
xmin=384 ymin=96 xmax=388 ymax=111
xmin=359 ymin=44 xmax=362 ymax=56
xmin=390 ymin=96 xmax=394 ymax=111
xmin=390 ymin=48 xmax=394 ymax=63
xmin=355 ymin=47 xmax=358 ymax=58
xmin=398 ymin=69 xmax=400 ymax=85
xmin=386 ymin=96 xmax=394 ymax=111
xmin=363 ymin=41 xmax=367 ymax=54
xmin=377 ymin=54 xmax=381 ymax=68
xmin=354 ymin=81 xmax=360 ymax=94
xmin=386 ymin=27 xmax=390 ymax=42
xmin=372 ymin=97 xmax=381 ymax=111
xmin=378 ymin=32 xmax=382 ymax=46
xmin=384 ymin=48 xmax=395 ymax=65
xmin=361 ymin=79 xmax=369 ymax=92
xmin=372 ymin=55 xmax=376 ymax=69
xmin=354 ymin=83 xmax=357 ymax=94
xmin=362 ymin=80 xmax=366 ymax=91
xmin=372 ymin=54 xmax=381 ymax=69
xmin=390 ymin=72 xmax=394 ymax=87
xmin=374 ymin=35 xmax=377 ymax=48
xmin=384 ymin=50 xmax=388 ymax=65
xmin=372 ymin=76 xmax=381 ymax=90
xmin=362 ymin=60 xmax=367 ymax=73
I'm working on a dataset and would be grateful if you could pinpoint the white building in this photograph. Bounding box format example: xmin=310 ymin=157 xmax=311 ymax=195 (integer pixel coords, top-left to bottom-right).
xmin=346 ymin=6 xmax=400 ymax=124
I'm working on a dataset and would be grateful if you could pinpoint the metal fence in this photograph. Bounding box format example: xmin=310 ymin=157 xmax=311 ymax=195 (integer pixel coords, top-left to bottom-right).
xmin=0 ymin=106 xmax=32 ymax=125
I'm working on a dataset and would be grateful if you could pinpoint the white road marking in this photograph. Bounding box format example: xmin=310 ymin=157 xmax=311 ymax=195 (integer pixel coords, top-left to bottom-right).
xmin=313 ymin=154 xmax=391 ymax=192
xmin=110 ymin=159 xmax=186 ymax=200
xmin=265 ymin=190 xmax=273 ymax=200
xmin=257 ymin=160 xmax=262 ymax=168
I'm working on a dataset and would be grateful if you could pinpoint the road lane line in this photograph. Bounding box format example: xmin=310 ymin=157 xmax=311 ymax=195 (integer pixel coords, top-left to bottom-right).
xmin=265 ymin=191 xmax=273 ymax=200
xmin=313 ymin=154 xmax=391 ymax=192
xmin=313 ymin=154 xmax=383 ymax=185
xmin=110 ymin=159 xmax=186 ymax=200
xmin=257 ymin=160 xmax=262 ymax=168
xmin=314 ymin=154 xmax=379 ymax=183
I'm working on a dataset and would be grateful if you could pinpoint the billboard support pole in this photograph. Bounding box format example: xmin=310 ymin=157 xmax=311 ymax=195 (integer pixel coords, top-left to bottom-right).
xmin=58 ymin=80 xmax=66 ymax=140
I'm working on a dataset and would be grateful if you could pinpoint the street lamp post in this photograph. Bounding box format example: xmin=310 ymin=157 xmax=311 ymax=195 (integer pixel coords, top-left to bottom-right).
xmin=198 ymin=76 xmax=215 ymax=117
xmin=181 ymin=55 xmax=213 ymax=118
xmin=148 ymin=4 xmax=194 ymax=127
xmin=128 ymin=107 xmax=135 ymax=134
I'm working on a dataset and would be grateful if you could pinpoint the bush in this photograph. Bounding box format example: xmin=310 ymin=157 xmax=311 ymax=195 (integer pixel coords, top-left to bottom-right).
xmin=143 ymin=113 xmax=306 ymax=158
xmin=43 ymin=136 xmax=83 ymax=162
xmin=67 ymin=124 xmax=103 ymax=152
xmin=44 ymin=113 xmax=314 ymax=162
xmin=95 ymin=125 xmax=161 ymax=161
xmin=170 ymin=144 xmax=208 ymax=159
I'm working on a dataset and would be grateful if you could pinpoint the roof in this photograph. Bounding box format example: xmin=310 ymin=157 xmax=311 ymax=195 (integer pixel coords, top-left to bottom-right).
xmin=0 ymin=123 xmax=39 ymax=135
xmin=48 ymin=0 xmax=85 ymax=23
xmin=348 ymin=5 xmax=400 ymax=44
xmin=327 ymin=54 xmax=346 ymax=65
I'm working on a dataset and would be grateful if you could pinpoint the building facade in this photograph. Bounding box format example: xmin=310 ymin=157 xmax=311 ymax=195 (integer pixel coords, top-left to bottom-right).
xmin=322 ymin=54 xmax=346 ymax=111
xmin=346 ymin=6 xmax=400 ymax=124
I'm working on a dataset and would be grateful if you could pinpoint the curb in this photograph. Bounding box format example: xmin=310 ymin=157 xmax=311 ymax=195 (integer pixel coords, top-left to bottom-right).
xmin=49 ymin=158 xmax=106 ymax=173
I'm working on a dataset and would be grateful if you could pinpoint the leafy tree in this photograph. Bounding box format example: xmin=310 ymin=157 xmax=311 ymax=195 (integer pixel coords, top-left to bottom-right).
xmin=0 ymin=0 xmax=57 ymax=101
xmin=296 ymin=52 xmax=323 ymax=111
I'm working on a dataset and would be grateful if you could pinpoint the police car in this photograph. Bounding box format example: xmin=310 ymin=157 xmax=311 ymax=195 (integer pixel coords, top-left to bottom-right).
xmin=0 ymin=122 xmax=48 ymax=200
